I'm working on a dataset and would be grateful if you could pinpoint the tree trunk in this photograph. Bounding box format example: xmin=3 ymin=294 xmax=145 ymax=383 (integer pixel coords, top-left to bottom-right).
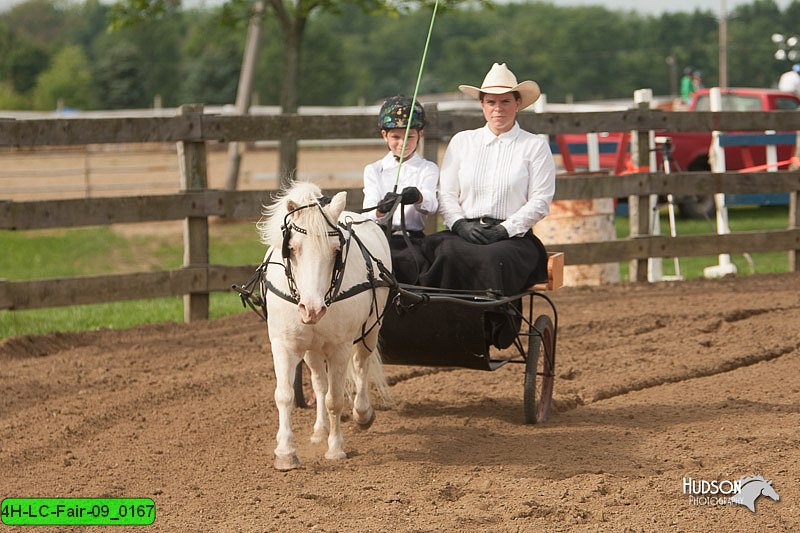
xmin=278 ymin=18 xmax=305 ymax=189
xmin=224 ymin=0 xmax=265 ymax=191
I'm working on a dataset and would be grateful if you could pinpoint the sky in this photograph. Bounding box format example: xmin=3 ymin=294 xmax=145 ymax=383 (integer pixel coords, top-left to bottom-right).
xmin=0 ymin=0 xmax=794 ymax=15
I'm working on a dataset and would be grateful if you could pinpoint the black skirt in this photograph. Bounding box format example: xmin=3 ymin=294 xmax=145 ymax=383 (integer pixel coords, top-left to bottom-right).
xmin=412 ymin=231 xmax=547 ymax=349
xmin=418 ymin=230 xmax=548 ymax=295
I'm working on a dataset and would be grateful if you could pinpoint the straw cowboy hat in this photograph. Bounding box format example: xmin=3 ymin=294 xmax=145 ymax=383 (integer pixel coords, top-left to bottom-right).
xmin=458 ymin=63 xmax=541 ymax=110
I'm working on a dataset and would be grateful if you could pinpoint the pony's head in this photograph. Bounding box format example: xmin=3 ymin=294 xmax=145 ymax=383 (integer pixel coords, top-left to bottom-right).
xmin=258 ymin=182 xmax=347 ymax=324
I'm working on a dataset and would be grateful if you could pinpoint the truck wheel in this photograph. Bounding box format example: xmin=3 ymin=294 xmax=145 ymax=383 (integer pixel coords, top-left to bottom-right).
xmin=677 ymin=195 xmax=715 ymax=219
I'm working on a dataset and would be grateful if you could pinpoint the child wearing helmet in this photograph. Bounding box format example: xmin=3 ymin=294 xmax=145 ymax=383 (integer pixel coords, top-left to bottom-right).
xmin=362 ymin=95 xmax=439 ymax=283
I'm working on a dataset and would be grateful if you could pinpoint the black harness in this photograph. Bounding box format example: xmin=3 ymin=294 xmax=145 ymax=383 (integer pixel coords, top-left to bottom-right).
xmin=232 ymin=197 xmax=397 ymax=351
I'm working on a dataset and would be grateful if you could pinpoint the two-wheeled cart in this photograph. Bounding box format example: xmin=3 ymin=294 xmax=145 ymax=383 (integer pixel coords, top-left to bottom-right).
xmin=294 ymin=252 xmax=564 ymax=424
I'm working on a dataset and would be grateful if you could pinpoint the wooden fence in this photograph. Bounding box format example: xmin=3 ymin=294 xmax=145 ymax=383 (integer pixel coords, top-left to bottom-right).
xmin=1 ymin=104 xmax=799 ymax=321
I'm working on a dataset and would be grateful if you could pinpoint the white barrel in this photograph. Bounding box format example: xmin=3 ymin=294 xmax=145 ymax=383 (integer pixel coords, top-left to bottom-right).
xmin=535 ymin=197 xmax=620 ymax=286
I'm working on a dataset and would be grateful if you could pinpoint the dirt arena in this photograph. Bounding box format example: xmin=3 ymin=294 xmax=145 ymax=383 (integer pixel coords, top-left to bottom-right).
xmin=2 ymin=272 xmax=799 ymax=531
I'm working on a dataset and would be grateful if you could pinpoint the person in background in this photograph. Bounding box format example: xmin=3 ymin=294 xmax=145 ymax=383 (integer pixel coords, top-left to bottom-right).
xmin=778 ymin=63 xmax=800 ymax=95
xmin=692 ymin=70 xmax=704 ymax=93
xmin=680 ymin=67 xmax=696 ymax=104
xmin=363 ymin=95 xmax=439 ymax=284
xmin=418 ymin=63 xmax=555 ymax=348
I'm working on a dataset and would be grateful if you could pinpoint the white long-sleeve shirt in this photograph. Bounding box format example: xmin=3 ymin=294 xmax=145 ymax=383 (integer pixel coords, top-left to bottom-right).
xmin=438 ymin=122 xmax=556 ymax=237
xmin=362 ymin=152 xmax=439 ymax=232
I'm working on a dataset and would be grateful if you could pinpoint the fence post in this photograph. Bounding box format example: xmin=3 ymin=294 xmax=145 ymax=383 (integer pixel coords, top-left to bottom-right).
xmin=423 ymin=103 xmax=440 ymax=234
xmin=628 ymin=95 xmax=651 ymax=282
xmin=177 ymin=104 xmax=209 ymax=322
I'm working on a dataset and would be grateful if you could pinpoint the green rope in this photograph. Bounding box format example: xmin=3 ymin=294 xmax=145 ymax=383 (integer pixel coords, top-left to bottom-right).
xmin=394 ymin=0 xmax=440 ymax=190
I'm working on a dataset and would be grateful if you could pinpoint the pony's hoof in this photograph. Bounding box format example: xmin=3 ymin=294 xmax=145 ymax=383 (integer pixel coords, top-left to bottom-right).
xmin=274 ymin=453 xmax=301 ymax=471
xmin=354 ymin=408 xmax=376 ymax=430
xmin=310 ymin=431 xmax=327 ymax=444
xmin=325 ymin=450 xmax=347 ymax=461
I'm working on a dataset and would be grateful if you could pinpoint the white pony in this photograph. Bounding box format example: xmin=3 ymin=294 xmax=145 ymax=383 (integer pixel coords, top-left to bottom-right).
xmin=258 ymin=181 xmax=392 ymax=471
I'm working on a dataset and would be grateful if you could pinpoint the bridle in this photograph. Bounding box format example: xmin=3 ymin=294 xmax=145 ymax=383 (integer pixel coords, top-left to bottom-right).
xmin=279 ymin=196 xmax=347 ymax=306
xmin=232 ymin=196 xmax=396 ymax=351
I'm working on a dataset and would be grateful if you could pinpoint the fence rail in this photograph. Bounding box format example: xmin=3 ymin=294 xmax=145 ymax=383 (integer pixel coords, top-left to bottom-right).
xmin=1 ymin=105 xmax=799 ymax=318
xmin=4 ymin=109 xmax=800 ymax=147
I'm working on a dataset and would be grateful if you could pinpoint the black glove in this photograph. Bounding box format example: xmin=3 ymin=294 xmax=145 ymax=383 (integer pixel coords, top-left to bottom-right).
xmin=473 ymin=223 xmax=509 ymax=244
xmin=376 ymin=192 xmax=401 ymax=214
xmin=451 ymin=219 xmax=485 ymax=244
xmin=400 ymin=186 xmax=422 ymax=205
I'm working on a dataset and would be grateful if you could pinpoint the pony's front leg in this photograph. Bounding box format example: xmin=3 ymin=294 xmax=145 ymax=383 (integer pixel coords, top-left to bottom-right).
xmin=324 ymin=345 xmax=350 ymax=460
xmin=304 ymin=351 xmax=329 ymax=444
xmin=272 ymin=347 xmax=301 ymax=471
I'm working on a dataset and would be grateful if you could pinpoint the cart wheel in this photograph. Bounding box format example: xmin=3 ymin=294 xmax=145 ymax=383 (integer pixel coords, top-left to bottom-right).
xmin=293 ymin=361 xmax=316 ymax=408
xmin=524 ymin=315 xmax=555 ymax=424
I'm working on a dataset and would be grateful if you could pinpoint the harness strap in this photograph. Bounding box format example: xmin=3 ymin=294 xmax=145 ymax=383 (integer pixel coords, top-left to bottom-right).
xmin=235 ymin=216 xmax=399 ymax=351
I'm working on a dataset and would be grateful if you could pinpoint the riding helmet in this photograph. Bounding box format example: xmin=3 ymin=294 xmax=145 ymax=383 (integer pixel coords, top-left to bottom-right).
xmin=378 ymin=95 xmax=425 ymax=131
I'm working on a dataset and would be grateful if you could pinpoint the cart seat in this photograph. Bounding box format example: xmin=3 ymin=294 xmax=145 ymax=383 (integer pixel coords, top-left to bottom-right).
xmin=531 ymin=252 xmax=564 ymax=291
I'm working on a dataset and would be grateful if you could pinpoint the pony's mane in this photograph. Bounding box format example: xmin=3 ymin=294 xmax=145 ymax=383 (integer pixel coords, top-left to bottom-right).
xmin=257 ymin=181 xmax=334 ymax=252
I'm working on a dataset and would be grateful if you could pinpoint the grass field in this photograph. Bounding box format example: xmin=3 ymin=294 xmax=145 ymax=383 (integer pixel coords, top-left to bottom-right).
xmin=615 ymin=204 xmax=792 ymax=280
xmin=0 ymin=221 xmax=265 ymax=338
xmin=0 ymin=205 xmax=793 ymax=339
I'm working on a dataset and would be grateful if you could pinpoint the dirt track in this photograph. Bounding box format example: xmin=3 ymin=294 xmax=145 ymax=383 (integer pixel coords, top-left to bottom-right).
xmin=2 ymin=273 xmax=799 ymax=531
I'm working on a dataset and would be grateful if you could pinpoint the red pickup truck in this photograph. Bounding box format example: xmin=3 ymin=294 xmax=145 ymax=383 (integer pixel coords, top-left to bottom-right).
xmin=558 ymin=87 xmax=800 ymax=218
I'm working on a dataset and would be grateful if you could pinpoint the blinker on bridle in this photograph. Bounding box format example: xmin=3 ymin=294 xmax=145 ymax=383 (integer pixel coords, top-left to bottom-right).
xmin=280 ymin=196 xmax=347 ymax=305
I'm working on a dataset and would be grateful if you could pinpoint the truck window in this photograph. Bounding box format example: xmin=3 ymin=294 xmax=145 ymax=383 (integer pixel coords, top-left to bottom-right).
xmin=694 ymin=94 xmax=760 ymax=111
xmin=774 ymin=97 xmax=799 ymax=110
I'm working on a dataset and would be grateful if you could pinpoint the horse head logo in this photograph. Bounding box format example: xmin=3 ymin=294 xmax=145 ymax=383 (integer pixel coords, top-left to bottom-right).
xmin=730 ymin=476 xmax=780 ymax=513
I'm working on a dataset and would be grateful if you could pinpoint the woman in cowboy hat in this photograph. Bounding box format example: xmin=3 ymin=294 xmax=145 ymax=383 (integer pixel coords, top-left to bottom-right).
xmin=418 ymin=63 xmax=556 ymax=348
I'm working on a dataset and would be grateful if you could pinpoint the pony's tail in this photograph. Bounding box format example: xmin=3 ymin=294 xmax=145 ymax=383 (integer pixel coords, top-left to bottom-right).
xmin=345 ymin=345 xmax=393 ymax=408
xmin=367 ymin=347 xmax=393 ymax=406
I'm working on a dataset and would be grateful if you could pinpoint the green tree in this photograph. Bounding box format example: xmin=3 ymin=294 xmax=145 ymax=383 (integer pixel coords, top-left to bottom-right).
xmin=32 ymin=45 xmax=94 ymax=110
xmin=94 ymin=42 xmax=150 ymax=109
xmin=727 ymin=0 xmax=784 ymax=88
xmin=0 ymin=81 xmax=30 ymax=110
xmin=109 ymin=0 xmax=483 ymax=185
xmin=183 ymin=42 xmax=242 ymax=104
xmin=4 ymin=0 xmax=81 ymax=51
xmin=181 ymin=7 xmax=246 ymax=104
xmin=6 ymin=42 xmax=50 ymax=93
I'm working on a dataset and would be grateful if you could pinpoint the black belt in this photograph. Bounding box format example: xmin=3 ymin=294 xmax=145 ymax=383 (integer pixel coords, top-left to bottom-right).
xmin=465 ymin=217 xmax=504 ymax=226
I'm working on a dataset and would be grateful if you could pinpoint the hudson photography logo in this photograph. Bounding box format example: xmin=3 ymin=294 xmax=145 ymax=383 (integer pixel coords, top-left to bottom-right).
xmin=682 ymin=475 xmax=780 ymax=512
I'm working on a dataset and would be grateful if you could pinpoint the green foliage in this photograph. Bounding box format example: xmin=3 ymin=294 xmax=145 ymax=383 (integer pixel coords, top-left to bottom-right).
xmin=0 ymin=0 xmax=800 ymax=107
xmin=31 ymin=45 xmax=94 ymax=110
xmin=0 ymin=81 xmax=30 ymax=109
xmin=94 ymin=42 xmax=151 ymax=108
xmin=181 ymin=8 xmax=246 ymax=104
xmin=6 ymin=42 xmax=50 ymax=93
xmin=107 ymin=0 xmax=181 ymax=31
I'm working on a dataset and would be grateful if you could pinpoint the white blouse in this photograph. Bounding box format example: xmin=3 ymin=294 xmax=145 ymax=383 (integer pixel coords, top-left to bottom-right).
xmin=439 ymin=122 xmax=556 ymax=237
xmin=362 ymin=152 xmax=439 ymax=232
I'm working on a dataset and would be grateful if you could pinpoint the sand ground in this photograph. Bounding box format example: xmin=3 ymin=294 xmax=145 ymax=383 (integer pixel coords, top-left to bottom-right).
xmin=2 ymin=272 xmax=799 ymax=531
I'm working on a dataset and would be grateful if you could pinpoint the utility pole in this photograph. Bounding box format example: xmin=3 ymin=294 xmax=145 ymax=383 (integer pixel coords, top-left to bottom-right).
xmin=666 ymin=55 xmax=677 ymax=98
xmin=719 ymin=0 xmax=728 ymax=88
xmin=224 ymin=0 xmax=266 ymax=191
